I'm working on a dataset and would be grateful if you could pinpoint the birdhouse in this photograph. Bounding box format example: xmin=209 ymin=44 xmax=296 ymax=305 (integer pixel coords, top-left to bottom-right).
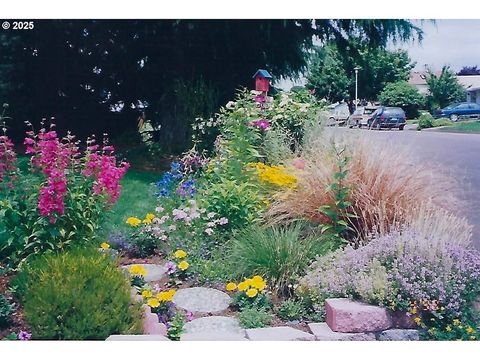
xmin=252 ymin=69 xmax=272 ymax=93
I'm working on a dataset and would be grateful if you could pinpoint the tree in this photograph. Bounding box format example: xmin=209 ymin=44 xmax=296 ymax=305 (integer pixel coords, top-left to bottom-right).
xmin=378 ymin=81 xmax=424 ymax=118
xmin=426 ymin=66 xmax=466 ymax=111
xmin=457 ymin=66 xmax=480 ymax=76
xmin=306 ymin=43 xmax=415 ymax=103
xmin=0 ymin=20 xmax=423 ymax=152
xmin=306 ymin=45 xmax=351 ymax=102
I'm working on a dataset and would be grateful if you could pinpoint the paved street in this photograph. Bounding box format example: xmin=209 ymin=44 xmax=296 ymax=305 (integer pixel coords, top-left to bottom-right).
xmin=342 ymin=128 xmax=480 ymax=248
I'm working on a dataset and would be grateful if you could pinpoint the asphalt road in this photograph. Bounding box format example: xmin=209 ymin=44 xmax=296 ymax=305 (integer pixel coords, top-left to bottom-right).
xmin=342 ymin=127 xmax=480 ymax=248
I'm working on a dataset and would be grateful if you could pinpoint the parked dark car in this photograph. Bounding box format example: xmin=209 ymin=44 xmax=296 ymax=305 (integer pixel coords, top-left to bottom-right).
xmin=367 ymin=106 xmax=406 ymax=130
xmin=434 ymin=102 xmax=480 ymax=121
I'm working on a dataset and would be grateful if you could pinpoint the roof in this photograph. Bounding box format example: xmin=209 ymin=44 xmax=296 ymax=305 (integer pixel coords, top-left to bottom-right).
xmin=457 ymin=75 xmax=480 ymax=91
xmin=252 ymin=69 xmax=272 ymax=79
xmin=408 ymin=71 xmax=442 ymax=86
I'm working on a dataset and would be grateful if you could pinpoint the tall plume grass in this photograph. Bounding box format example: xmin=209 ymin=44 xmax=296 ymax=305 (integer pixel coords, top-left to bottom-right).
xmin=267 ymin=130 xmax=463 ymax=244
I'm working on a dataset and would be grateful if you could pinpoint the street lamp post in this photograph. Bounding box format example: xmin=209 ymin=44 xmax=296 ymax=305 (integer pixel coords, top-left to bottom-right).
xmin=354 ymin=66 xmax=360 ymax=110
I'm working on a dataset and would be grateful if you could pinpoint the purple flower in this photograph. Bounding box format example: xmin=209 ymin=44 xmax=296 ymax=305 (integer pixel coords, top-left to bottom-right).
xmin=251 ymin=119 xmax=270 ymax=130
xmin=166 ymin=261 xmax=177 ymax=275
xmin=186 ymin=311 xmax=194 ymax=322
xmin=18 ymin=331 xmax=32 ymax=341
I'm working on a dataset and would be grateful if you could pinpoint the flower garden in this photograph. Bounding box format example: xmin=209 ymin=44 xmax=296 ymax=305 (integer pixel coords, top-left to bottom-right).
xmin=0 ymin=87 xmax=479 ymax=341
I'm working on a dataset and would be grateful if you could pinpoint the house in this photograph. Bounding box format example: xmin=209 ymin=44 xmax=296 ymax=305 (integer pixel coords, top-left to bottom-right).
xmin=408 ymin=71 xmax=480 ymax=105
xmin=457 ymin=75 xmax=480 ymax=104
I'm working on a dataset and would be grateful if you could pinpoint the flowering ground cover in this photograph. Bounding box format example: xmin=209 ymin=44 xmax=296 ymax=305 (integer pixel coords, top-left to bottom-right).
xmin=0 ymin=88 xmax=479 ymax=341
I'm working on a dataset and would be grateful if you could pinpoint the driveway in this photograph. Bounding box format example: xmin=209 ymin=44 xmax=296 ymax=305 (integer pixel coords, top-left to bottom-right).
xmin=344 ymin=128 xmax=480 ymax=248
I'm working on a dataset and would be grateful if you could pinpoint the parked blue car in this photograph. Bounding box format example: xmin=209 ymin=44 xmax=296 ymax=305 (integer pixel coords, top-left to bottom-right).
xmin=434 ymin=102 xmax=480 ymax=121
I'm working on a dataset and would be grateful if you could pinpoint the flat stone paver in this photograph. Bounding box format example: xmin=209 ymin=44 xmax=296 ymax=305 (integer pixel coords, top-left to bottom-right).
xmin=376 ymin=329 xmax=419 ymax=341
xmin=308 ymin=322 xmax=375 ymax=341
xmin=122 ymin=263 xmax=166 ymax=282
xmin=183 ymin=316 xmax=244 ymax=335
xmin=173 ymin=287 xmax=231 ymax=313
xmin=181 ymin=331 xmax=247 ymax=341
xmin=106 ymin=335 xmax=170 ymax=341
xmin=246 ymin=326 xmax=315 ymax=341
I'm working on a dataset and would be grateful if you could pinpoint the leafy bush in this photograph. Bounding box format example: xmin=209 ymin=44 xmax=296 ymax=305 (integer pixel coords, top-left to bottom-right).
xmin=425 ymin=66 xmax=466 ymax=112
xmin=0 ymin=294 xmax=13 ymax=329
xmin=0 ymin=123 xmax=129 ymax=266
xmin=229 ymin=222 xmax=336 ymax=295
xmin=300 ymin=230 xmax=480 ymax=340
xmin=238 ymin=307 xmax=272 ymax=329
xmin=417 ymin=113 xmax=435 ymax=130
xmin=268 ymin=132 xmax=458 ymax=241
xmin=276 ymin=299 xmax=305 ymax=321
xmin=378 ymin=81 xmax=424 ymax=119
xmin=16 ymin=247 xmax=142 ymax=339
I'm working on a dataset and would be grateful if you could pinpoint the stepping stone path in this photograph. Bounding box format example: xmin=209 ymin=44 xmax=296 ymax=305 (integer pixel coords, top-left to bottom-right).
xmin=183 ymin=316 xmax=244 ymax=335
xmin=308 ymin=322 xmax=375 ymax=341
xmin=246 ymin=326 xmax=315 ymax=341
xmin=122 ymin=263 xmax=166 ymax=282
xmin=173 ymin=287 xmax=231 ymax=313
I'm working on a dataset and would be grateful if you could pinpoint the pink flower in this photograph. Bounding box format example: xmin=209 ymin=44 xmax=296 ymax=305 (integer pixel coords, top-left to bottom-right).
xmin=250 ymin=119 xmax=270 ymax=130
xmin=293 ymin=158 xmax=305 ymax=170
xmin=217 ymin=217 xmax=229 ymax=225
xmin=205 ymin=228 xmax=214 ymax=236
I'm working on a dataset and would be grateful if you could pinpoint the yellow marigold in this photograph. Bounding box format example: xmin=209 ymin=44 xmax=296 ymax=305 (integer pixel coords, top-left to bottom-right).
xmin=178 ymin=261 xmax=189 ymax=271
xmin=252 ymin=278 xmax=266 ymax=291
xmin=143 ymin=218 xmax=152 ymax=225
xmin=147 ymin=298 xmax=160 ymax=308
xmin=446 ymin=326 xmax=452 ymax=332
xmin=141 ymin=290 xmax=153 ymax=298
xmin=145 ymin=213 xmax=155 ymax=221
xmin=244 ymin=278 xmax=254 ymax=287
xmin=246 ymin=288 xmax=258 ymax=298
xmin=126 ymin=217 xmax=142 ymax=227
xmin=466 ymin=326 xmax=474 ymax=334
xmin=414 ymin=317 xmax=422 ymax=325
xmin=410 ymin=307 xmax=417 ymax=315
xmin=156 ymin=292 xmax=168 ymax=301
xmin=453 ymin=319 xmax=461 ymax=326
xmin=129 ymin=264 xmax=147 ymax=277
xmin=174 ymin=249 xmax=187 ymax=259
xmin=100 ymin=242 xmax=110 ymax=250
xmin=226 ymin=282 xmax=237 ymax=291
xmin=237 ymin=282 xmax=248 ymax=292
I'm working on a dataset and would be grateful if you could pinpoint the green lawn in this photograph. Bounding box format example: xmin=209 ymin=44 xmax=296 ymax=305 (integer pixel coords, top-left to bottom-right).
xmin=100 ymin=169 xmax=162 ymax=236
xmin=437 ymin=120 xmax=480 ymax=134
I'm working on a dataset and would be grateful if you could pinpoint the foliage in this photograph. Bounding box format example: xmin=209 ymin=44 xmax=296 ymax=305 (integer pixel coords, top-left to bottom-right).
xmin=261 ymin=127 xmax=294 ymax=165
xmin=1 ymin=20 xmax=421 ymax=152
xmin=0 ymin=123 xmax=129 ymax=267
xmin=16 ymin=247 xmax=142 ymax=340
xmin=307 ymin=43 xmax=415 ymax=101
xmin=457 ymin=65 xmax=480 ymax=76
xmin=378 ymin=81 xmax=425 ymax=118
xmin=416 ymin=113 xmax=435 ymax=130
xmin=276 ymin=299 xmax=305 ymax=321
xmin=229 ymin=223 xmax=336 ymax=295
xmin=300 ymin=230 xmax=480 ymax=340
xmin=238 ymin=307 xmax=272 ymax=329
xmin=0 ymin=294 xmax=13 ymax=329
xmin=268 ymin=132 xmax=457 ymax=242
xmin=318 ymin=143 xmax=356 ymax=242
xmin=125 ymin=201 xmax=229 ymax=258
xmin=167 ymin=312 xmax=186 ymax=341
xmin=426 ymin=66 xmax=466 ymax=111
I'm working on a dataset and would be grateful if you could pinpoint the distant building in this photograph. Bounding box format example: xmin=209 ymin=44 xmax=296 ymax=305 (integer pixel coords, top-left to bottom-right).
xmin=409 ymin=71 xmax=480 ymax=105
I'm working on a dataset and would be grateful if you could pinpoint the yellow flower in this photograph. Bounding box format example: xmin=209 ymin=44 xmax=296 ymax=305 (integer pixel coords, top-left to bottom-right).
xmin=410 ymin=307 xmax=417 ymax=315
xmin=100 ymin=242 xmax=110 ymax=250
xmin=145 ymin=213 xmax=155 ymax=221
xmin=466 ymin=326 xmax=474 ymax=334
xmin=157 ymin=289 xmax=176 ymax=302
xmin=226 ymin=282 xmax=237 ymax=291
xmin=470 ymin=336 xmax=476 ymax=340
xmin=251 ymin=276 xmax=266 ymax=291
xmin=129 ymin=264 xmax=147 ymax=277
xmin=147 ymin=298 xmax=160 ymax=308
xmin=249 ymin=162 xmax=297 ymax=188
xmin=141 ymin=290 xmax=152 ymax=298
xmin=245 ymin=278 xmax=254 ymax=287
xmin=143 ymin=218 xmax=152 ymax=225
xmin=237 ymin=282 xmax=248 ymax=292
xmin=446 ymin=326 xmax=452 ymax=332
xmin=174 ymin=249 xmax=187 ymax=259
xmin=178 ymin=261 xmax=189 ymax=271
xmin=414 ymin=317 xmax=422 ymax=325
xmin=453 ymin=319 xmax=461 ymax=326
xmin=126 ymin=217 xmax=142 ymax=227
xmin=246 ymin=288 xmax=258 ymax=298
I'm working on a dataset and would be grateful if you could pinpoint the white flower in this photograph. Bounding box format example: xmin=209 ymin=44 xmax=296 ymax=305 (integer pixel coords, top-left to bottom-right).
xmin=155 ymin=206 xmax=164 ymax=213
xmin=205 ymin=228 xmax=214 ymax=236
xmin=206 ymin=221 xmax=216 ymax=228
xmin=217 ymin=217 xmax=229 ymax=225
xmin=207 ymin=212 xmax=216 ymax=219
xmin=226 ymin=101 xmax=236 ymax=109
xmin=168 ymin=225 xmax=177 ymax=231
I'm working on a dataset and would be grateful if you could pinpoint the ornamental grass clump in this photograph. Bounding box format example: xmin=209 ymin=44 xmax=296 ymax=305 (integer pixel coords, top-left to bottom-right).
xmin=267 ymin=131 xmax=458 ymax=242
xmin=16 ymin=247 xmax=142 ymax=340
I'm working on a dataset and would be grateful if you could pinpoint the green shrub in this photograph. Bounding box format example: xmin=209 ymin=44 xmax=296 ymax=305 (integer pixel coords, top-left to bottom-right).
xmin=433 ymin=118 xmax=453 ymax=127
xmin=276 ymin=299 xmax=305 ymax=321
xmin=229 ymin=222 xmax=334 ymax=295
xmin=0 ymin=294 xmax=13 ymax=329
xmin=417 ymin=113 xmax=435 ymax=130
xmin=378 ymin=81 xmax=425 ymax=119
xmin=16 ymin=247 xmax=142 ymax=339
xmin=238 ymin=307 xmax=272 ymax=329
